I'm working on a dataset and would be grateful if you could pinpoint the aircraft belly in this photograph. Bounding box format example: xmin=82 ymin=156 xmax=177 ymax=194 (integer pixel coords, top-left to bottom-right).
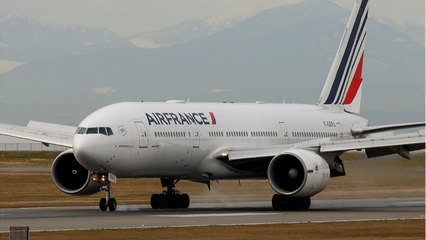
xmin=113 ymin=141 xmax=199 ymax=177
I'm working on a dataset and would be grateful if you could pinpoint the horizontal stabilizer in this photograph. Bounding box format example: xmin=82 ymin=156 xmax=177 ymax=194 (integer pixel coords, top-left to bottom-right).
xmin=320 ymin=129 xmax=425 ymax=159
xmin=351 ymin=122 xmax=425 ymax=135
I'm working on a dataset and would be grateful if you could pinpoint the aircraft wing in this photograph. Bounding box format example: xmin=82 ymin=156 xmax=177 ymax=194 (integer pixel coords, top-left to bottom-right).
xmin=0 ymin=121 xmax=76 ymax=148
xmin=216 ymin=123 xmax=425 ymax=167
xmin=319 ymin=129 xmax=424 ymax=159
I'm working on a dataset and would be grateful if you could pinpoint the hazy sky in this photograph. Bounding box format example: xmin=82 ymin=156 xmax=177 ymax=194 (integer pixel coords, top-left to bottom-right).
xmin=1 ymin=0 xmax=424 ymax=37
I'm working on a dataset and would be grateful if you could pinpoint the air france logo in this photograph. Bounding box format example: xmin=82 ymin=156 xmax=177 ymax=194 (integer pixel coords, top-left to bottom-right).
xmin=146 ymin=112 xmax=217 ymax=125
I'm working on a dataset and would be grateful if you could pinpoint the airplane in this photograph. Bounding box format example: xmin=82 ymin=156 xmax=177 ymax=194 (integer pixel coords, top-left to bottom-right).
xmin=0 ymin=0 xmax=424 ymax=212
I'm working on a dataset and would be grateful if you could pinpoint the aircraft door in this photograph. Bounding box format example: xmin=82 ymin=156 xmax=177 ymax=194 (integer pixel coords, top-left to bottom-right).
xmin=336 ymin=122 xmax=344 ymax=138
xmin=134 ymin=121 xmax=149 ymax=148
xmin=278 ymin=122 xmax=289 ymax=144
xmin=192 ymin=127 xmax=200 ymax=148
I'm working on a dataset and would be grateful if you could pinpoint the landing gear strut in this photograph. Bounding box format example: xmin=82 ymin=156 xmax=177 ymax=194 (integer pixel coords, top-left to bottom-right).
xmin=272 ymin=194 xmax=311 ymax=211
xmin=150 ymin=178 xmax=190 ymax=209
xmin=99 ymin=183 xmax=117 ymax=211
xmin=93 ymin=173 xmax=117 ymax=212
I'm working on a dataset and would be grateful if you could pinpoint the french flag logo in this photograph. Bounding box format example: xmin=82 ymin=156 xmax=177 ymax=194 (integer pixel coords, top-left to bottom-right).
xmin=209 ymin=112 xmax=217 ymax=125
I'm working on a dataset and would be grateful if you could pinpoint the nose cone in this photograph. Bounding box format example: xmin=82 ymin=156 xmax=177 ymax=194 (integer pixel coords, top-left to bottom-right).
xmin=73 ymin=135 xmax=103 ymax=172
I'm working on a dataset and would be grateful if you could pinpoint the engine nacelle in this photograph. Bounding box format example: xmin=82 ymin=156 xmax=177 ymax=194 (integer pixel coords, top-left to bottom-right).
xmin=267 ymin=149 xmax=330 ymax=197
xmin=51 ymin=149 xmax=102 ymax=195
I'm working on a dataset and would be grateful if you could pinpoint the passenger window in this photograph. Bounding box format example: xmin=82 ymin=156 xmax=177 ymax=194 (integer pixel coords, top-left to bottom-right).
xmin=106 ymin=127 xmax=113 ymax=136
xmin=99 ymin=127 xmax=107 ymax=135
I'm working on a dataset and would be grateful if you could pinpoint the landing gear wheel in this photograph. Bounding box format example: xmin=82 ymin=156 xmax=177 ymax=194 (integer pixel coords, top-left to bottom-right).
xmin=272 ymin=194 xmax=311 ymax=211
xmin=272 ymin=194 xmax=288 ymax=210
xmin=295 ymin=197 xmax=311 ymax=210
xmin=99 ymin=198 xmax=108 ymax=211
xmin=150 ymin=194 xmax=160 ymax=209
xmin=150 ymin=193 xmax=191 ymax=209
xmin=98 ymin=180 xmax=118 ymax=212
xmin=108 ymin=198 xmax=117 ymax=211
xmin=181 ymin=193 xmax=190 ymax=209
xmin=150 ymin=178 xmax=191 ymax=209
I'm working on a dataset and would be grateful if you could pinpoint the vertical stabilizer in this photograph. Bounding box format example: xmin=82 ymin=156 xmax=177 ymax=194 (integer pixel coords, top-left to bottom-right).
xmin=318 ymin=0 xmax=368 ymax=114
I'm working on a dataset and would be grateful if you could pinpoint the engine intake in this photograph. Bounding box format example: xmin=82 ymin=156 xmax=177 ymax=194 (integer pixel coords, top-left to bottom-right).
xmin=52 ymin=149 xmax=102 ymax=195
xmin=267 ymin=149 xmax=330 ymax=197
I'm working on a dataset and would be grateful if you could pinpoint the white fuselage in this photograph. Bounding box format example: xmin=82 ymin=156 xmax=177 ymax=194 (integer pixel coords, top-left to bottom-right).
xmin=73 ymin=102 xmax=368 ymax=180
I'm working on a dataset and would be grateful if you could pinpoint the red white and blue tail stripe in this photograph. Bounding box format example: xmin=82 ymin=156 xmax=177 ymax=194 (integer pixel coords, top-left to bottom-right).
xmin=318 ymin=0 xmax=368 ymax=114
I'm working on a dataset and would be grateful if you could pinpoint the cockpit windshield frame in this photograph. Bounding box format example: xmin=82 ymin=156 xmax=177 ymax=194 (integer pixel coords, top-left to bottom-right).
xmin=76 ymin=127 xmax=113 ymax=136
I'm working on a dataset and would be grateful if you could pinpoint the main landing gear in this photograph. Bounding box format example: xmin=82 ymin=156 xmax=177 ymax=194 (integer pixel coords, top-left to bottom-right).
xmin=272 ymin=194 xmax=311 ymax=211
xmin=150 ymin=178 xmax=190 ymax=209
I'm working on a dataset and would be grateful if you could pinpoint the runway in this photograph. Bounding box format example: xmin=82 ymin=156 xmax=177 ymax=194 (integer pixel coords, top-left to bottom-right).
xmin=0 ymin=197 xmax=424 ymax=232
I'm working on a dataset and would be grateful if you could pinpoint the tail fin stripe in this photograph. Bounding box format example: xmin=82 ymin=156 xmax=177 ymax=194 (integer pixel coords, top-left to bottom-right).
xmin=343 ymin=52 xmax=364 ymax=104
xmin=323 ymin=0 xmax=368 ymax=104
xmin=335 ymin=25 xmax=367 ymax=104
xmin=340 ymin=31 xmax=366 ymax=103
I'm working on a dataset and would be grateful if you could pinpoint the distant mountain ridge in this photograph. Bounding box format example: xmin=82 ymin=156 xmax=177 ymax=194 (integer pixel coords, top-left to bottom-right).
xmin=129 ymin=16 xmax=241 ymax=48
xmin=0 ymin=1 xmax=424 ymax=125
xmin=0 ymin=15 xmax=135 ymax=61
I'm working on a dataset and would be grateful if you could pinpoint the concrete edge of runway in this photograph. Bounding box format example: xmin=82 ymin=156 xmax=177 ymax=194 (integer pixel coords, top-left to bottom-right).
xmin=0 ymin=217 xmax=423 ymax=234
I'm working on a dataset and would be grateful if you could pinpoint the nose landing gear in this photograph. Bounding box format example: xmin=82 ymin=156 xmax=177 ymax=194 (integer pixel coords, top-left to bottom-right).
xmin=99 ymin=183 xmax=117 ymax=211
xmin=93 ymin=173 xmax=117 ymax=212
xmin=150 ymin=178 xmax=190 ymax=209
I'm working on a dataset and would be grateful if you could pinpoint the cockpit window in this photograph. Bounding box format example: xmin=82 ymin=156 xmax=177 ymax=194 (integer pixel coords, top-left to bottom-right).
xmin=77 ymin=127 xmax=87 ymax=134
xmin=99 ymin=127 xmax=107 ymax=135
xmin=76 ymin=127 xmax=113 ymax=136
xmin=86 ymin=128 xmax=98 ymax=134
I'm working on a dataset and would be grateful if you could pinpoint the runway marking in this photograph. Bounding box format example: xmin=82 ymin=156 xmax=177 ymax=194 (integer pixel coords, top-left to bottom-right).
xmin=154 ymin=212 xmax=278 ymax=218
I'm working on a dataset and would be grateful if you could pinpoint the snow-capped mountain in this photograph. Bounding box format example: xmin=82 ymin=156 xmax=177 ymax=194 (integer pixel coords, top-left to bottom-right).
xmin=129 ymin=16 xmax=241 ymax=48
xmin=0 ymin=2 xmax=424 ymax=125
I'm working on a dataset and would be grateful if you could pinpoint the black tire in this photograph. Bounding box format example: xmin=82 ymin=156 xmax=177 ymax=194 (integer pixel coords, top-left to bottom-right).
xmin=150 ymin=194 xmax=159 ymax=209
xmin=166 ymin=194 xmax=178 ymax=209
xmin=297 ymin=197 xmax=311 ymax=210
xmin=288 ymin=197 xmax=311 ymax=211
xmin=272 ymin=194 xmax=289 ymax=211
xmin=158 ymin=194 xmax=167 ymax=209
xmin=272 ymin=195 xmax=311 ymax=211
xmin=99 ymin=198 xmax=107 ymax=211
xmin=181 ymin=194 xmax=190 ymax=209
xmin=151 ymin=193 xmax=190 ymax=209
xmin=108 ymin=198 xmax=117 ymax=211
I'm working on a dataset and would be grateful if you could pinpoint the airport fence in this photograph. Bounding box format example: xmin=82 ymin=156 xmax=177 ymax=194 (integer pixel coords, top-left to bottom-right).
xmin=0 ymin=143 xmax=68 ymax=151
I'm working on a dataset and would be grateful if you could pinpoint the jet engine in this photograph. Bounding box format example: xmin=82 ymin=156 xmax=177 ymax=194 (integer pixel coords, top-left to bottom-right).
xmin=267 ymin=149 xmax=330 ymax=197
xmin=51 ymin=149 xmax=102 ymax=195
